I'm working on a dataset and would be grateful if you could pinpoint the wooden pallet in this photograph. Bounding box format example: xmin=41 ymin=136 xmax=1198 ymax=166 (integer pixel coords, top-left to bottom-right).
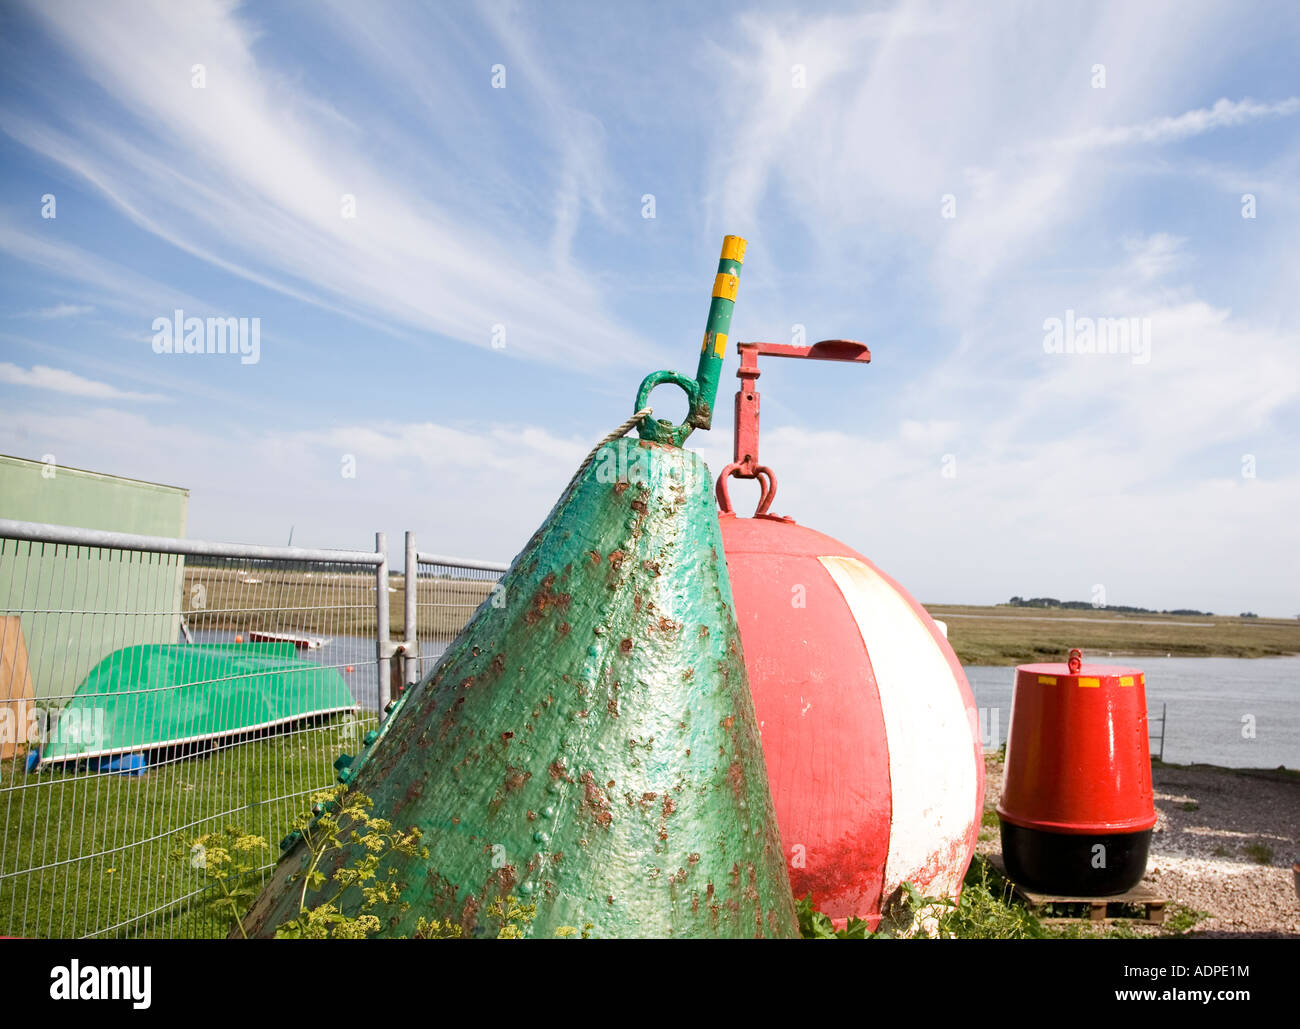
xmin=988 ymin=856 xmax=1167 ymax=924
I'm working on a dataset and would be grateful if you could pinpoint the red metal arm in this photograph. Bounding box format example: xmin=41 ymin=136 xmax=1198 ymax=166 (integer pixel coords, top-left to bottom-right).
xmin=731 ymin=340 xmax=871 ymax=473
xmin=717 ymin=339 xmax=870 ymax=518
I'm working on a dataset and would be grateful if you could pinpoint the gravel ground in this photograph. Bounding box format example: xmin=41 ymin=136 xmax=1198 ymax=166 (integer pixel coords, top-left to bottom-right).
xmin=978 ymin=755 xmax=1300 ymax=937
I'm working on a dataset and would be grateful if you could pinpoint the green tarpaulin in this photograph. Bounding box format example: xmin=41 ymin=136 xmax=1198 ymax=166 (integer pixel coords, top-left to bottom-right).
xmin=40 ymin=642 xmax=357 ymax=766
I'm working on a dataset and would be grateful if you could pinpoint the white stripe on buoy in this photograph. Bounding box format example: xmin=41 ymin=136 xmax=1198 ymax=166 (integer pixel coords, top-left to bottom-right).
xmin=818 ymin=556 xmax=977 ymax=899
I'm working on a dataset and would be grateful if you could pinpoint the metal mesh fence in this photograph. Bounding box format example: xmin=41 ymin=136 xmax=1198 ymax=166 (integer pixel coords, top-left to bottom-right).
xmin=0 ymin=525 xmax=384 ymax=938
xmin=412 ymin=554 xmax=507 ymax=682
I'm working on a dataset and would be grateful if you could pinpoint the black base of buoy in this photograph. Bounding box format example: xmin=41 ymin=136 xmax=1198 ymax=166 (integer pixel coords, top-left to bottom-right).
xmin=999 ymin=821 xmax=1151 ymax=896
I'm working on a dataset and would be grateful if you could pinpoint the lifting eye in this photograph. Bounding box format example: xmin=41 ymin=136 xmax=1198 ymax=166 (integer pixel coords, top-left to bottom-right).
xmin=633 ymin=370 xmax=700 ymax=448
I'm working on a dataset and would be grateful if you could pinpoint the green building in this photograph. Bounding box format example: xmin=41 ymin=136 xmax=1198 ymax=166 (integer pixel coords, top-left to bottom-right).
xmin=0 ymin=455 xmax=189 ymax=701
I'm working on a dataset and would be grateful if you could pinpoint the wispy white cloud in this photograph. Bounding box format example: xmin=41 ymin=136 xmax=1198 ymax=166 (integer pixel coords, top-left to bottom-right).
xmin=2 ymin=0 xmax=1296 ymax=615
xmin=15 ymin=303 xmax=95 ymax=320
xmin=0 ymin=405 xmax=590 ymax=558
xmin=0 ymin=220 xmax=207 ymax=318
xmin=704 ymin=2 xmax=1296 ymax=305
xmin=1056 ymin=97 xmax=1300 ymax=151
xmin=693 ymin=0 xmax=1300 ymax=612
xmin=0 ymin=363 xmax=167 ymax=401
xmin=1122 ymin=234 xmax=1187 ymax=281
xmin=7 ymin=0 xmax=654 ymax=369
xmin=475 ymin=2 xmax=614 ymax=271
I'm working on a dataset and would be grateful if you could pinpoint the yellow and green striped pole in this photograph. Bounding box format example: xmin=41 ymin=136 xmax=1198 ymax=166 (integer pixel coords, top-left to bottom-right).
xmin=694 ymin=234 xmax=746 ymax=429
xmin=636 ymin=235 xmax=746 ymax=447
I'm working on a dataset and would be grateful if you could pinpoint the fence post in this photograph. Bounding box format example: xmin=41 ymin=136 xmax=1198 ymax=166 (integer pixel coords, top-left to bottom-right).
xmin=376 ymin=531 xmax=391 ymax=712
xmin=404 ymin=531 xmax=418 ymax=691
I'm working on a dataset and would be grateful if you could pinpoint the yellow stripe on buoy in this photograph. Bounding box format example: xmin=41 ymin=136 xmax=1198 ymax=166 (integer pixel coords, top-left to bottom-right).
xmin=1037 ymin=675 xmax=1057 ymax=685
xmin=699 ymin=331 xmax=729 ymax=356
xmin=721 ymin=236 xmax=747 ymax=262
xmin=1078 ymin=677 xmax=1101 ymax=689
xmin=712 ymin=273 xmax=739 ymax=301
xmin=1119 ymin=675 xmax=1134 ymax=687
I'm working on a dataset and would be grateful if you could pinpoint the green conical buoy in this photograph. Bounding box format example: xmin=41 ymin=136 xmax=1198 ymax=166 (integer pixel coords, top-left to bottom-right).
xmin=241 ymin=437 xmax=798 ymax=938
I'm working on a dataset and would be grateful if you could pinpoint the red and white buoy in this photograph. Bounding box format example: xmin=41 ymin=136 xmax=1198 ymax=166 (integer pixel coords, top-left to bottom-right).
xmin=717 ymin=340 xmax=984 ymax=925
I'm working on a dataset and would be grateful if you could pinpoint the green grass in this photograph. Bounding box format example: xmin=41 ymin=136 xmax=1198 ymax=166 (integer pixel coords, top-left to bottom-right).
xmin=961 ymin=857 xmax=1208 ymax=939
xmin=1243 ymin=842 xmax=1275 ymax=865
xmin=798 ymin=857 xmax=1210 ymax=939
xmin=936 ymin=856 xmax=1050 ymax=938
xmin=795 ymin=857 xmax=1052 ymax=939
xmin=923 ymin=603 xmax=1300 ymax=666
xmin=0 ymin=714 xmax=374 ymax=939
xmin=1165 ymin=904 xmax=1212 ymax=934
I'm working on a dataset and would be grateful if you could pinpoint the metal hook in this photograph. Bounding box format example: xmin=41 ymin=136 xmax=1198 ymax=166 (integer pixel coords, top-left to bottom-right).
xmin=716 ymin=462 xmax=779 ymax=518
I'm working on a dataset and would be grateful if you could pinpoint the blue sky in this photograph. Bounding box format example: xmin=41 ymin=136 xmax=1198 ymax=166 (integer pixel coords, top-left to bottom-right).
xmin=0 ymin=0 xmax=1297 ymax=615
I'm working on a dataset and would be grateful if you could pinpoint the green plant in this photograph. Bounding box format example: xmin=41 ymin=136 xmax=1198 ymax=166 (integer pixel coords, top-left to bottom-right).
xmin=173 ymin=826 xmax=273 ymax=939
xmin=933 ymin=858 xmax=1046 ymax=939
xmin=1244 ymin=842 xmax=1274 ymax=865
xmin=794 ymin=894 xmax=872 ymax=939
xmin=1180 ymin=801 xmax=1199 ymax=812
xmin=795 ymin=860 xmax=1046 ymax=940
xmin=413 ymin=895 xmax=540 ymax=939
xmin=1048 ymin=916 xmax=1140 ymax=939
xmin=181 ymin=790 xmax=597 ymax=939
xmin=271 ymin=788 xmax=426 ymax=938
xmin=1164 ymin=903 xmax=1210 ymax=933
xmin=410 ymin=915 xmax=466 ymax=939
xmin=179 ymin=787 xmax=425 ymax=939
xmin=412 ymin=898 xmax=591 ymax=939
xmin=488 ymin=896 xmax=537 ymax=939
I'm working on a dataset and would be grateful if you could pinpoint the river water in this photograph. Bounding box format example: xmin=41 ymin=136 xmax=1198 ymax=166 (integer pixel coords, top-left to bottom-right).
xmin=198 ymin=631 xmax=1297 ymax=770
xmin=965 ymin=656 xmax=1300 ymax=769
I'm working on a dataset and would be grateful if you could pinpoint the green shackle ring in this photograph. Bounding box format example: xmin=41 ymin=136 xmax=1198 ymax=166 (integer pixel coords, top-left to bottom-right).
xmin=635 ymin=370 xmax=701 ymax=448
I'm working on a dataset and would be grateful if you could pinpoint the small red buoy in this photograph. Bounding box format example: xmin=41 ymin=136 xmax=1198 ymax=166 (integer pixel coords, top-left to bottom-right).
xmin=234 ymin=634 xmax=243 ymax=643
xmin=345 ymin=665 xmax=354 ymax=673
xmin=998 ymin=648 xmax=1156 ymax=895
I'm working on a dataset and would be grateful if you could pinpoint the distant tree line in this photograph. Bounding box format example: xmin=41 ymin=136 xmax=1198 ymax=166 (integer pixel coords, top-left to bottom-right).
xmin=1006 ymin=596 xmax=1213 ymax=616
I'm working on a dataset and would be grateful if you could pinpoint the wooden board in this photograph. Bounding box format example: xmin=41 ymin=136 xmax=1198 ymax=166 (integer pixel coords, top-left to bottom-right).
xmin=989 ymin=855 xmax=1168 ymax=924
xmin=1 ymin=616 xmax=36 ymax=760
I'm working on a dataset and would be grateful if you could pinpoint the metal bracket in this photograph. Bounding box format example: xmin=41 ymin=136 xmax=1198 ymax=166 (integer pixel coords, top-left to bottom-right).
xmin=717 ymin=339 xmax=871 ymax=517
